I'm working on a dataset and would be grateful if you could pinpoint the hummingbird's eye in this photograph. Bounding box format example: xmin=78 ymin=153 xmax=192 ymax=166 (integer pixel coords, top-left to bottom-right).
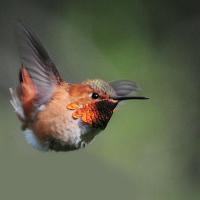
xmin=91 ymin=92 xmax=99 ymax=99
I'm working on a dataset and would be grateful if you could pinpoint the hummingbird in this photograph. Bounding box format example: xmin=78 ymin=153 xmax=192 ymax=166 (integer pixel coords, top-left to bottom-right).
xmin=9 ymin=23 xmax=148 ymax=152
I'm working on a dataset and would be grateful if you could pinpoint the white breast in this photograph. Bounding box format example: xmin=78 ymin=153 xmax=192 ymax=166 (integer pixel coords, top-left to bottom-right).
xmin=62 ymin=117 xmax=100 ymax=149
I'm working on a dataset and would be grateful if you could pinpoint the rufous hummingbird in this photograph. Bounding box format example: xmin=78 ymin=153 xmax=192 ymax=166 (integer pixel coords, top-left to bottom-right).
xmin=9 ymin=23 xmax=148 ymax=152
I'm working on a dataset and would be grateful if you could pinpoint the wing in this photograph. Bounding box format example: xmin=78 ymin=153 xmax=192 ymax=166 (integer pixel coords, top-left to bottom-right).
xmin=16 ymin=22 xmax=63 ymax=107
xmin=109 ymin=80 xmax=139 ymax=97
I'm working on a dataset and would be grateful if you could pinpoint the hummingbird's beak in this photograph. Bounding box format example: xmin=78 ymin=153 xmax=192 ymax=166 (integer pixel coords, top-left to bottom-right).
xmin=113 ymin=96 xmax=149 ymax=101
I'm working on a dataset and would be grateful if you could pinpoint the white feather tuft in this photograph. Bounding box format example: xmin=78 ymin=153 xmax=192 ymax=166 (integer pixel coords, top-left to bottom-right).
xmin=24 ymin=129 xmax=48 ymax=151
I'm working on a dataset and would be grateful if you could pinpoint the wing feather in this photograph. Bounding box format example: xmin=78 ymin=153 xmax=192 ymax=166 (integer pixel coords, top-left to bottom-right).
xmin=109 ymin=80 xmax=139 ymax=97
xmin=16 ymin=22 xmax=63 ymax=107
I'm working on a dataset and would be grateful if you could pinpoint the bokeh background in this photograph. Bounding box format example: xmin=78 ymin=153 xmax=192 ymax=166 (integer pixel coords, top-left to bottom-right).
xmin=0 ymin=0 xmax=200 ymax=199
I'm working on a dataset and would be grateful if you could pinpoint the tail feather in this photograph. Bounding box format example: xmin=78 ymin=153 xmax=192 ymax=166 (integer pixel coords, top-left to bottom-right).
xmin=9 ymin=88 xmax=25 ymax=121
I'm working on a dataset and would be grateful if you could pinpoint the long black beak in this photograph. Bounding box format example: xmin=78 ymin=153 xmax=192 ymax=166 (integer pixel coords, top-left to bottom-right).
xmin=113 ymin=96 xmax=149 ymax=101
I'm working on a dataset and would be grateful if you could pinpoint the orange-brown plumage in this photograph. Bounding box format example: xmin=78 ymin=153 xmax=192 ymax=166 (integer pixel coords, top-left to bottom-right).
xmin=19 ymin=67 xmax=37 ymax=118
xmin=10 ymin=23 xmax=148 ymax=151
xmin=31 ymin=84 xmax=68 ymax=140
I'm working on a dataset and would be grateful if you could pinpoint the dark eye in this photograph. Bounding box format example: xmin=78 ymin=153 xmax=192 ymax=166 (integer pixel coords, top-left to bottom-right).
xmin=91 ymin=92 xmax=99 ymax=99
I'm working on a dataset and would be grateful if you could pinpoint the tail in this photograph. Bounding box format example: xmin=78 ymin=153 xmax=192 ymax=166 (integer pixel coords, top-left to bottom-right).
xmin=10 ymin=67 xmax=38 ymax=121
xmin=9 ymin=87 xmax=25 ymax=121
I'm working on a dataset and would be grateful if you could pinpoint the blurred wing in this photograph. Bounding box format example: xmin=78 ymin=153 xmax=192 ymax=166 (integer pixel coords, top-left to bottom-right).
xmin=109 ymin=80 xmax=139 ymax=97
xmin=16 ymin=22 xmax=63 ymax=106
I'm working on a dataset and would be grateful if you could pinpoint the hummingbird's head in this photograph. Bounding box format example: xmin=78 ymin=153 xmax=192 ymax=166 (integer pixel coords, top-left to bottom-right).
xmin=67 ymin=79 xmax=148 ymax=129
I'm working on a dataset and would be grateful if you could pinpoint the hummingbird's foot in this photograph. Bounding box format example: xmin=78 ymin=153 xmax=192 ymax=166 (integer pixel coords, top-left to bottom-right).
xmin=80 ymin=141 xmax=87 ymax=148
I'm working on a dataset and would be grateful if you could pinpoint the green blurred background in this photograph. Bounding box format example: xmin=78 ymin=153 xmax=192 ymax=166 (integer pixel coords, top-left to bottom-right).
xmin=0 ymin=0 xmax=200 ymax=199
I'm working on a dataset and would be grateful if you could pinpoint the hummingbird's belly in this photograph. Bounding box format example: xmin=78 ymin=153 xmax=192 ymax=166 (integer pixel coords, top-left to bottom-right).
xmin=24 ymin=118 xmax=100 ymax=151
xmin=46 ymin=119 xmax=100 ymax=151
